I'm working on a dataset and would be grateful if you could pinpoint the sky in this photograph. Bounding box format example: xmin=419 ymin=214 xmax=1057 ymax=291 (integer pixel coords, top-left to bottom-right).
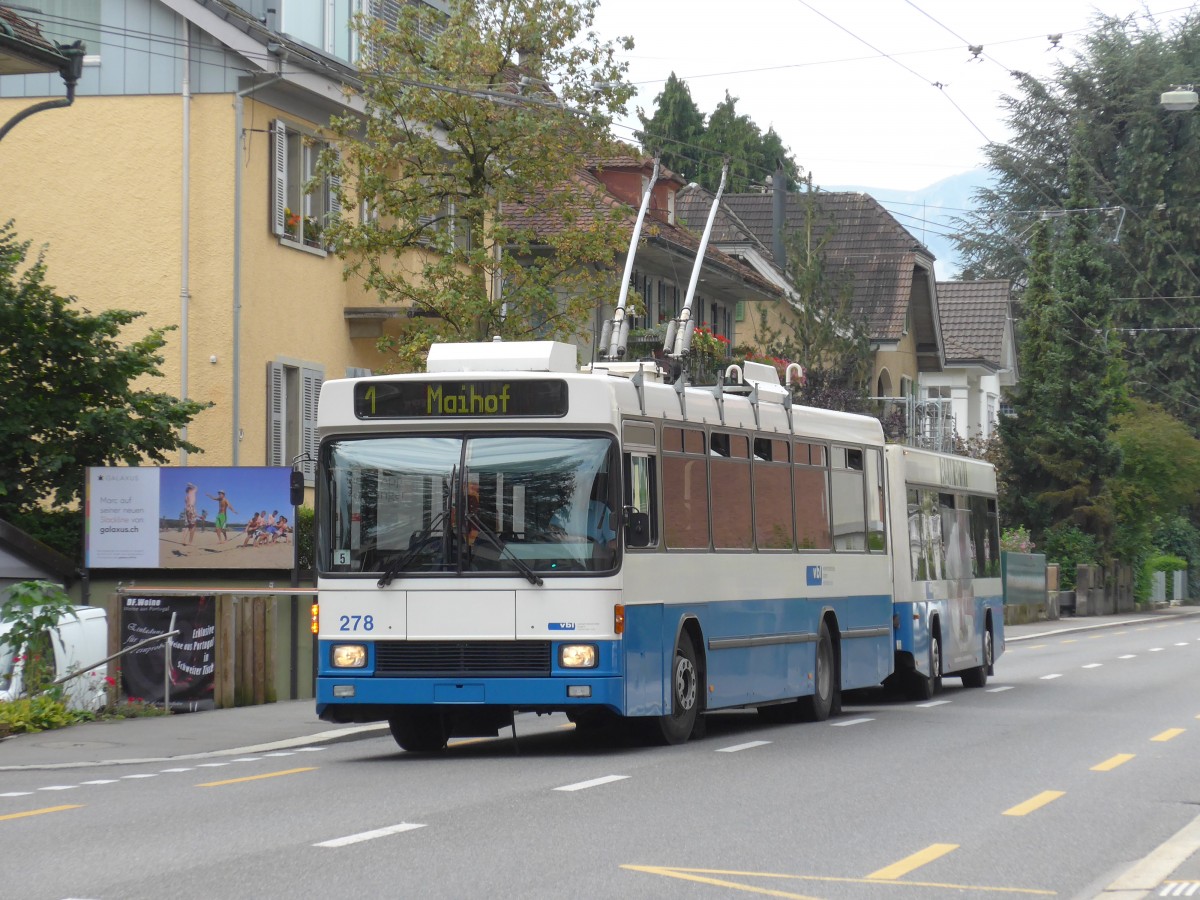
xmin=590 ymin=0 xmax=1193 ymax=192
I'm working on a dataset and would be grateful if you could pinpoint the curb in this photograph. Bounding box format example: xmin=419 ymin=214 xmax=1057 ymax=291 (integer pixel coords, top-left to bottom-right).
xmin=1007 ymin=610 xmax=1196 ymax=644
xmin=0 ymin=721 xmax=389 ymax=772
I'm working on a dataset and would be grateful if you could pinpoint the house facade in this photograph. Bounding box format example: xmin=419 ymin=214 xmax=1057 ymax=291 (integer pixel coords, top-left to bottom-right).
xmin=677 ymin=186 xmax=944 ymax=405
xmin=921 ymin=279 xmax=1018 ymax=443
xmin=0 ymin=0 xmax=432 ymax=487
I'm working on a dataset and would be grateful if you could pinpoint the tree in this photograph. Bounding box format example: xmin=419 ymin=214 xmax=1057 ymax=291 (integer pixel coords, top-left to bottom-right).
xmin=0 ymin=221 xmax=210 ymax=521
xmin=636 ymin=78 xmax=801 ymax=194
xmin=322 ymin=0 xmax=636 ymax=371
xmin=750 ymin=175 xmax=871 ymax=412
xmin=634 ymin=72 xmax=705 ymax=180
xmin=953 ymin=12 xmax=1200 ymax=433
xmin=998 ymin=150 xmax=1127 ymax=559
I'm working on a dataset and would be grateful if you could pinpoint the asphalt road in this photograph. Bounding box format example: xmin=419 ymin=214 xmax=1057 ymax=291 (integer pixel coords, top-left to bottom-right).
xmin=2 ymin=615 xmax=1198 ymax=900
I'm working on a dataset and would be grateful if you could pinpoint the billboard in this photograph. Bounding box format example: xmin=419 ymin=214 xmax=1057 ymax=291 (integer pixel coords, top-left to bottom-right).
xmin=86 ymin=466 xmax=294 ymax=570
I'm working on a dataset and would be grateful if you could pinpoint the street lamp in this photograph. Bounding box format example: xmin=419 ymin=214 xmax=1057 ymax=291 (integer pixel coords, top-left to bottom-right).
xmin=1161 ymin=86 xmax=1199 ymax=111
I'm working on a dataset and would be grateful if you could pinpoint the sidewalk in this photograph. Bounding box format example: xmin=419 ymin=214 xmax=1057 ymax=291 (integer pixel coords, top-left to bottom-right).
xmin=2 ymin=606 xmax=1196 ymax=773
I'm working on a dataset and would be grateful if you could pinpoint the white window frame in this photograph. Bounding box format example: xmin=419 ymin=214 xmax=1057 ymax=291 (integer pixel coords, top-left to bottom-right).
xmin=272 ymin=120 xmax=340 ymax=254
xmin=267 ymin=361 xmax=324 ymax=485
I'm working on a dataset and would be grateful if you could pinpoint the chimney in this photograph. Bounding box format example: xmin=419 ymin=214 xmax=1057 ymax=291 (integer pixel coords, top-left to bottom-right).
xmin=772 ymin=161 xmax=787 ymax=268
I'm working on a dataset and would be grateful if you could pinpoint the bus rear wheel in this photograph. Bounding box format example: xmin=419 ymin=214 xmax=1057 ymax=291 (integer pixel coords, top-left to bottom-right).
xmin=961 ymin=627 xmax=992 ymax=688
xmin=649 ymin=631 xmax=700 ymax=745
xmin=909 ymin=632 xmax=942 ymax=701
xmin=388 ymin=710 xmax=450 ymax=752
xmin=798 ymin=622 xmax=838 ymax=722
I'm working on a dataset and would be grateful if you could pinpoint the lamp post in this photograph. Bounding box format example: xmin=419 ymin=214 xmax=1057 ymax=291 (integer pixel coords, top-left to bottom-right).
xmin=1161 ymin=86 xmax=1199 ymax=111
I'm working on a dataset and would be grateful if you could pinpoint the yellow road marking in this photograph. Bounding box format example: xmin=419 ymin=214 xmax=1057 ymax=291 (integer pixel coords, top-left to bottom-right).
xmin=197 ymin=767 xmax=316 ymax=787
xmin=1060 ymin=639 xmax=1078 ymax=644
xmin=867 ymin=843 xmax=958 ymax=880
xmin=1152 ymin=728 xmax=1185 ymax=742
xmin=621 ymin=865 xmax=1056 ymax=896
xmin=0 ymin=804 xmax=82 ymax=821
xmin=1092 ymin=754 xmax=1135 ymax=771
xmin=1003 ymin=790 xmax=1065 ymax=816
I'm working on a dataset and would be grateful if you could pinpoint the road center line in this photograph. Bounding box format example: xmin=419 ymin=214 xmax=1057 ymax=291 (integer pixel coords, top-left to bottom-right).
xmin=1092 ymin=753 xmax=1135 ymax=771
xmin=0 ymin=804 xmax=82 ymax=821
xmin=1003 ymin=790 xmax=1065 ymax=816
xmin=986 ymin=685 xmax=1014 ymax=693
xmin=1118 ymin=654 xmax=1136 ymax=659
xmin=197 ymin=767 xmax=316 ymax=787
xmin=555 ymin=775 xmax=630 ymax=792
xmin=1040 ymin=674 xmax=1063 ymax=680
xmin=916 ymin=700 xmax=952 ymax=708
xmin=717 ymin=741 xmax=771 ymax=753
xmin=314 ymin=822 xmax=426 ymax=847
xmin=867 ymin=843 xmax=959 ymax=880
xmin=830 ymin=717 xmax=874 ymax=727
xmin=1082 ymin=663 xmax=1103 ymax=669
xmin=1152 ymin=728 xmax=1185 ymax=742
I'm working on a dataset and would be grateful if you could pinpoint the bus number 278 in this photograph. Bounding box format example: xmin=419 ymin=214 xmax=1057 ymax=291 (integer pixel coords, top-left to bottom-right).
xmin=339 ymin=615 xmax=375 ymax=632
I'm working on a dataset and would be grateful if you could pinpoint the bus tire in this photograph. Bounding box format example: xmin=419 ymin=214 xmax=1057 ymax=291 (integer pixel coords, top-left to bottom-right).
xmin=799 ymin=622 xmax=837 ymax=722
xmin=388 ymin=710 xmax=450 ymax=752
xmin=961 ymin=626 xmax=992 ymax=688
xmin=909 ymin=631 xmax=942 ymax=701
xmin=650 ymin=630 xmax=700 ymax=745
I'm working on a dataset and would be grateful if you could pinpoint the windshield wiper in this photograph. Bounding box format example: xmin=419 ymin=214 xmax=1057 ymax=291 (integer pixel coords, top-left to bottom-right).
xmin=377 ymin=467 xmax=455 ymax=587
xmin=466 ymin=512 xmax=544 ymax=586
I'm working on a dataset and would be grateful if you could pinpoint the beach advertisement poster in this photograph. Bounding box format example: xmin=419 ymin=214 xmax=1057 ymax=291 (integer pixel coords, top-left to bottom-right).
xmin=86 ymin=467 xmax=295 ymax=570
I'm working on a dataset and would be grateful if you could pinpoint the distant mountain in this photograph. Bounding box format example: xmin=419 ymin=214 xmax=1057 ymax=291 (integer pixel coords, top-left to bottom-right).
xmin=825 ymin=169 xmax=994 ymax=280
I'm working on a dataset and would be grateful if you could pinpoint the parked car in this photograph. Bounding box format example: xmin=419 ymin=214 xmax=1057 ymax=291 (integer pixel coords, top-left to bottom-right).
xmin=0 ymin=606 xmax=109 ymax=711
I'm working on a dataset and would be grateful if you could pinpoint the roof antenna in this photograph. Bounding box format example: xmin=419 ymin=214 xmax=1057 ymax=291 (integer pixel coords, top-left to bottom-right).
xmin=601 ymin=158 xmax=660 ymax=360
xmin=667 ymin=159 xmax=728 ymax=362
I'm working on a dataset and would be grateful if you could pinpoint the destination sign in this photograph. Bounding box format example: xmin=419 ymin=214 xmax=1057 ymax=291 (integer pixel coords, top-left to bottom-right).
xmin=354 ymin=379 xmax=569 ymax=419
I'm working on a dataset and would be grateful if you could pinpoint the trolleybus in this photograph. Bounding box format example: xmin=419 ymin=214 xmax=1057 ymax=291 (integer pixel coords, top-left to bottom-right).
xmin=313 ymin=340 xmax=1003 ymax=750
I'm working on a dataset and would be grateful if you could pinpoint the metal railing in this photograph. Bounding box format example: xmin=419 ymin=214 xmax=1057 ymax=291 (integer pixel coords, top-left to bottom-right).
xmin=50 ymin=614 xmax=181 ymax=709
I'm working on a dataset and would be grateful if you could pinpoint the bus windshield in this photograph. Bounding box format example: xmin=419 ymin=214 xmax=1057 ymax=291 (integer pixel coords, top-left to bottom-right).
xmin=320 ymin=434 xmax=618 ymax=577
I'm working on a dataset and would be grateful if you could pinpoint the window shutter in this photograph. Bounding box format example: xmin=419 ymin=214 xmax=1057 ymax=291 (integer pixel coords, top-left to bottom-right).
xmin=325 ymin=151 xmax=341 ymax=250
xmin=272 ymin=120 xmax=288 ymax=236
xmin=267 ymin=361 xmax=286 ymax=467
xmin=301 ymin=366 xmax=324 ymax=484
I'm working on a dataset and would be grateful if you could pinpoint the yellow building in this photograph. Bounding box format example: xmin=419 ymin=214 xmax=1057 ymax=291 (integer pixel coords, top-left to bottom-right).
xmin=0 ymin=1 xmax=409 ymax=489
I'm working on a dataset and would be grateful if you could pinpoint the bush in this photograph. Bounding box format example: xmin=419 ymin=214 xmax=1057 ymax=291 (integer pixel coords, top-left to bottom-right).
xmin=1041 ymin=524 xmax=1099 ymax=591
xmin=0 ymin=695 xmax=93 ymax=736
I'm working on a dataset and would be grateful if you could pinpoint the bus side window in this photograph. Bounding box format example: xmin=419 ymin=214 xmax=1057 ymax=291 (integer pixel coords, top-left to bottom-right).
xmin=623 ymin=453 xmax=658 ymax=548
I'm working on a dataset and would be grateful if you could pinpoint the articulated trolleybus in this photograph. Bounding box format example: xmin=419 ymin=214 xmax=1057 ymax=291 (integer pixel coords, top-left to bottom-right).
xmin=314 ymin=341 xmax=1003 ymax=751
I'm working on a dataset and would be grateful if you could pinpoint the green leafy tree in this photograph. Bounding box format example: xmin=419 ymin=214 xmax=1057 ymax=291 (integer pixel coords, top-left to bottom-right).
xmin=634 ymin=72 xmax=706 ymax=179
xmin=636 ymin=78 xmax=800 ymax=194
xmin=999 ymin=151 xmax=1127 ymax=560
xmin=751 ymin=175 xmax=871 ymax=412
xmin=0 ymin=222 xmax=210 ymax=523
xmin=954 ymin=13 xmax=1200 ymax=433
xmin=322 ymin=0 xmax=636 ymax=371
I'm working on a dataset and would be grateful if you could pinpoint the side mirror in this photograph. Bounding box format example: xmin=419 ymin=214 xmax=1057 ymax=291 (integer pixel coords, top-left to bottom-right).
xmin=624 ymin=509 xmax=650 ymax=548
xmin=289 ymin=469 xmax=306 ymax=507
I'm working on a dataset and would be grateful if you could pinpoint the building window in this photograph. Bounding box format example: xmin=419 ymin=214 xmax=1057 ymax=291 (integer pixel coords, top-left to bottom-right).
xmin=281 ymin=0 xmax=359 ymax=61
xmin=267 ymin=361 xmax=324 ymax=484
xmin=272 ymin=120 xmax=340 ymax=253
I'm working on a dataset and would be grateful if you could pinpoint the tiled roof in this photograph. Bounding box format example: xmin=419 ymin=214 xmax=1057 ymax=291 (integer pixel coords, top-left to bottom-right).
xmin=503 ymin=168 xmax=781 ymax=300
xmin=714 ymin=191 xmax=936 ymax=341
xmin=936 ymin=279 xmax=1011 ymax=366
xmin=675 ymin=184 xmax=776 ymax=262
xmin=0 ymin=5 xmax=70 ymax=75
xmin=586 ymin=156 xmax=686 ymax=185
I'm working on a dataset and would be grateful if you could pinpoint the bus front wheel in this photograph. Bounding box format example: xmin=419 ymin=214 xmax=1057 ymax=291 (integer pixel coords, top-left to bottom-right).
xmin=650 ymin=631 xmax=700 ymax=745
xmin=389 ymin=710 xmax=450 ymax=753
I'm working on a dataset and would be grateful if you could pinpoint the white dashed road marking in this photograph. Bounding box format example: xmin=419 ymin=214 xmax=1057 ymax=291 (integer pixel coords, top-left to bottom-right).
xmin=555 ymin=775 xmax=630 ymax=792
xmin=314 ymin=822 xmax=426 ymax=848
xmin=717 ymin=741 xmax=771 ymax=753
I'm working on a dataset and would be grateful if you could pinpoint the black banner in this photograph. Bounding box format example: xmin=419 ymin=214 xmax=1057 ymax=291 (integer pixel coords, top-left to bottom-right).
xmin=120 ymin=595 xmax=216 ymax=712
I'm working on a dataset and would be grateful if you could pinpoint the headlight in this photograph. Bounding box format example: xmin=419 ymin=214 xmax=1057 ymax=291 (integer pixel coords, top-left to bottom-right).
xmin=331 ymin=644 xmax=367 ymax=668
xmin=559 ymin=644 xmax=597 ymax=668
